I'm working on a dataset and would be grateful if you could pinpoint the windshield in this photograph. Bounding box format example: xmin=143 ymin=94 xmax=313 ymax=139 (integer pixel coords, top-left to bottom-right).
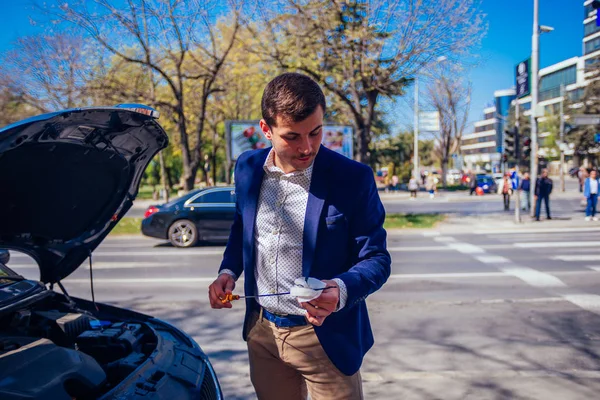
xmin=478 ymin=177 xmax=494 ymax=184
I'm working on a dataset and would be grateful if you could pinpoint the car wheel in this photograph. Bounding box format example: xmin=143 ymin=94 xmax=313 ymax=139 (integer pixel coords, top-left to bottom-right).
xmin=168 ymin=220 xmax=199 ymax=248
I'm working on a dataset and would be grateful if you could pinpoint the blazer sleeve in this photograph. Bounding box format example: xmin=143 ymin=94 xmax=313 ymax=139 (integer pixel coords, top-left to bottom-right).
xmin=218 ymin=162 xmax=244 ymax=279
xmin=335 ymin=168 xmax=391 ymax=309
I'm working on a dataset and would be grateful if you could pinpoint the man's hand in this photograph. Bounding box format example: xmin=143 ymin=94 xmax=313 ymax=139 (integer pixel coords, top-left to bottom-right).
xmin=300 ymin=279 xmax=339 ymax=326
xmin=208 ymin=273 xmax=236 ymax=309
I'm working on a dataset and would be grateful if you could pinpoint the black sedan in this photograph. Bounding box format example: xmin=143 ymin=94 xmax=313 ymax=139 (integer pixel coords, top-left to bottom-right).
xmin=141 ymin=187 xmax=236 ymax=248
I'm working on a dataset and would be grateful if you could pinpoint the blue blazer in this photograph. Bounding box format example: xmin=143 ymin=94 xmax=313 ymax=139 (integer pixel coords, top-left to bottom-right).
xmin=584 ymin=177 xmax=600 ymax=198
xmin=219 ymin=145 xmax=391 ymax=376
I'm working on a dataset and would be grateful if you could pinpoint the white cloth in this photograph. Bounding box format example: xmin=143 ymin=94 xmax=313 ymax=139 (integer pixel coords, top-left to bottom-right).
xmin=221 ymin=149 xmax=347 ymax=315
xmin=591 ymin=179 xmax=598 ymax=195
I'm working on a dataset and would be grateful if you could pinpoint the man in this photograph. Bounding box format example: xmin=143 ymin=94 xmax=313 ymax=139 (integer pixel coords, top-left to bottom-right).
xmin=208 ymin=73 xmax=391 ymax=399
xmin=469 ymin=171 xmax=478 ymax=196
xmin=534 ymin=168 xmax=553 ymax=221
xmin=584 ymin=169 xmax=599 ymax=221
xmin=519 ymin=172 xmax=531 ymax=211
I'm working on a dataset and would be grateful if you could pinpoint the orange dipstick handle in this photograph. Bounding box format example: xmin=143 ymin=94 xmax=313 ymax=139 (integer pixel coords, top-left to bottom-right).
xmin=221 ymin=293 xmax=240 ymax=304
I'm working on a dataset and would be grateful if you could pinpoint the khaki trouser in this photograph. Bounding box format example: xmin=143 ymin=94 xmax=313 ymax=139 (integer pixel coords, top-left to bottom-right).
xmin=247 ymin=310 xmax=363 ymax=400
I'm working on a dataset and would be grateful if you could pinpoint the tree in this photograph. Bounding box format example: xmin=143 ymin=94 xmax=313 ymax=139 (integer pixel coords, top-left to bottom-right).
xmin=371 ymin=131 xmax=434 ymax=183
xmin=244 ymin=0 xmax=485 ymax=163
xmin=44 ymin=0 xmax=241 ymax=191
xmin=427 ymin=67 xmax=471 ymax=186
xmin=2 ymin=33 xmax=95 ymax=114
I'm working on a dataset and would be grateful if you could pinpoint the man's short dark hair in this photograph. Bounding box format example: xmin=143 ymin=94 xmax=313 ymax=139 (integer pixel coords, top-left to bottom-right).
xmin=261 ymin=72 xmax=326 ymax=127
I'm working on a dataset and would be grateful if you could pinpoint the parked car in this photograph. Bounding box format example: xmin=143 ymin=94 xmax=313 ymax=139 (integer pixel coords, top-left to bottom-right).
xmin=142 ymin=187 xmax=236 ymax=248
xmin=0 ymin=106 xmax=222 ymax=399
xmin=476 ymin=175 xmax=498 ymax=194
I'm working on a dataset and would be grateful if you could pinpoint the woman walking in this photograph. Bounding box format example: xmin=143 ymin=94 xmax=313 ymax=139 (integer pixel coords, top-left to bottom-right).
xmin=498 ymin=172 xmax=513 ymax=211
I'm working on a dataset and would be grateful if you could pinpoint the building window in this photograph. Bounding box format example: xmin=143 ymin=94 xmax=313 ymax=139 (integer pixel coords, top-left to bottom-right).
xmin=585 ymin=37 xmax=600 ymax=55
xmin=475 ymin=124 xmax=495 ymax=133
xmin=585 ymin=4 xmax=597 ymax=19
xmin=585 ymin=20 xmax=600 ymax=37
xmin=484 ymin=112 xmax=495 ymax=120
xmin=568 ymin=88 xmax=585 ymax=102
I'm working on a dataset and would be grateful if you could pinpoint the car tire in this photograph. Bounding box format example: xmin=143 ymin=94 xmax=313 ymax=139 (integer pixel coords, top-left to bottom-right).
xmin=168 ymin=219 xmax=199 ymax=248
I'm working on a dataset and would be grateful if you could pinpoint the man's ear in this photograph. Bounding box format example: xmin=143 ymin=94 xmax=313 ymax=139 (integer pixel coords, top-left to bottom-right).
xmin=259 ymin=119 xmax=272 ymax=140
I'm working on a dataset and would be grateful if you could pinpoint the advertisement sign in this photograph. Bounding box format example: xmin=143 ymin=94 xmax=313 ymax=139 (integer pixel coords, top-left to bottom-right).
xmin=321 ymin=125 xmax=354 ymax=159
xmin=226 ymin=121 xmax=354 ymax=160
xmin=418 ymin=111 xmax=440 ymax=132
xmin=227 ymin=121 xmax=270 ymax=161
xmin=515 ymin=58 xmax=531 ymax=98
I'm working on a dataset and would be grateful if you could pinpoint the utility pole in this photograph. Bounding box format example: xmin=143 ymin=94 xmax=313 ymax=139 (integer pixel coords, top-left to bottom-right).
xmin=413 ymin=76 xmax=419 ymax=180
xmin=515 ymin=102 xmax=521 ymax=223
xmin=530 ymin=0 xmax=540 ymax=217
xmin=559 ymin=84 xmax=566 ymax=192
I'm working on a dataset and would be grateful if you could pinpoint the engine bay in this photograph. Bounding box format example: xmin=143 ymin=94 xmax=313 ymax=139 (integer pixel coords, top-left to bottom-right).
xmin=0 ymin=293 xmax=158 ymax=400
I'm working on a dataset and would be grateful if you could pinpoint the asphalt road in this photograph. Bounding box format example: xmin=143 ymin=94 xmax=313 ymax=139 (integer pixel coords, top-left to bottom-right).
xmin=8 ymin=221 xmax=600 ymax=399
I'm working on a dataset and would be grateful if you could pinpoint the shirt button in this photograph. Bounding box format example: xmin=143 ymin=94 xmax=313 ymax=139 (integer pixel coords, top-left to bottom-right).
xmin=272 ymin=229 xmax=279 ymax=235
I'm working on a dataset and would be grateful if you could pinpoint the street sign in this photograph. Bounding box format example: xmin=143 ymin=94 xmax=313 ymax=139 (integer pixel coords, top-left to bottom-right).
xmin=418 ymin=111 xmax=440 ymax=131
xmin=515 ymin=58 xmax=531 ymax=98
xmin=573 ymin=114 xmax=600 ymax=126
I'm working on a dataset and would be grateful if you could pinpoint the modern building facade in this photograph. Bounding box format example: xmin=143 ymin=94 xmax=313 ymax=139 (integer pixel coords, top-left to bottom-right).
xmin=461 ymin=89 xmax=515 ymax=172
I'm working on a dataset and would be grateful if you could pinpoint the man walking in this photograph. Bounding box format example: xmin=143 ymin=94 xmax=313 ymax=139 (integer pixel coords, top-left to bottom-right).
xmin=469 ymin=171 xmax=478 ymax=196
xmin=208 ymin=73 xmax=391 ymax=400
xmin=534 ymin=168 xmax=553 ymax=221
xmin=584 ymin=169 xmax=599 ymax=221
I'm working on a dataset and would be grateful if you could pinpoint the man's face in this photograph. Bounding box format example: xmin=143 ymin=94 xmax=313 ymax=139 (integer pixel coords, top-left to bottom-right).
xmin=524 ymin=173 xmax=530 ymax=179
xmin=592 ymin=170 xmax=597 ymax=179
xmin=259 ymin=106 xmax=324 ymax=173
xmin=542 ymin=169 xmax=548 ymax=178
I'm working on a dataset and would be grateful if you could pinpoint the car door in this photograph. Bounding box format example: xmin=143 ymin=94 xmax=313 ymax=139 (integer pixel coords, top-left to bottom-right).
xmin=185 ymin=188 xmax=235 ymax=241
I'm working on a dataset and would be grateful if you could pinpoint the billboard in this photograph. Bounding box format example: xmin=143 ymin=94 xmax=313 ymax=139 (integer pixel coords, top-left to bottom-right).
xmin=418 ymin=111 xmax=440 ymax=132
xmin=226 ymin=120 xmax=353 ymax=160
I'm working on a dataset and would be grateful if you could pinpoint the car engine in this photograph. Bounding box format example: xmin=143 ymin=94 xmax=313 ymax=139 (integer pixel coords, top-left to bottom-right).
xmin=0 ymin=297 xmax=158 ymax=400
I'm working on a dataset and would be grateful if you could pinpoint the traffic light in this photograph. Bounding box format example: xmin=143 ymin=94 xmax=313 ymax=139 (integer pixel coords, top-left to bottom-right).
xmin=522 ymin=136 xmax=531 ymax=159
xmin=504 ymin=127 xmax=520 ymax=159
xmin=502 ymin=153 xmax=508 ymax=163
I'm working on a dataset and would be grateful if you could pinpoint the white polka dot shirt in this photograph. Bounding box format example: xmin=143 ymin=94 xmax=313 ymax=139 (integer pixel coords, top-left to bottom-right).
xmin=221 ymin=149 xmax=347 ymax=316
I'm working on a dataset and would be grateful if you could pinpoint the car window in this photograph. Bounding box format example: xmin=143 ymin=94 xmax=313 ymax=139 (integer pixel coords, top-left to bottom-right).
xmin=190 ymin=189 xmax=234 ymax=205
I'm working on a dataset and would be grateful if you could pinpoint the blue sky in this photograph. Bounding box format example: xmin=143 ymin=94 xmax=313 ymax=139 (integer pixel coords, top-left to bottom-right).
xmin=0 ymin=0 xmax=584 ymax=132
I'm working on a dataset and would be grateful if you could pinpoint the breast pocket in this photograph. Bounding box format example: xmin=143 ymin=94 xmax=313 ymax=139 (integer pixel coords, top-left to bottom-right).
xmin=325 ymin=214 xmax=347 ymax=231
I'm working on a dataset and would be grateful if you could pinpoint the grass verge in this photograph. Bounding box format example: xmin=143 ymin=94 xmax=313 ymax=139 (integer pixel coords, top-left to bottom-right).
xmin=109 ymin=214 xmax=445 ymax=236
xmin=110 ymin=217 xmax=143 ymax=235
xmin=384 ymin=213 xmax=446 ymax=229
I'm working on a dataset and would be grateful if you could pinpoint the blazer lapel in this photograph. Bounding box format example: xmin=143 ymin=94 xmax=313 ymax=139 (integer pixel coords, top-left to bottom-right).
xmin=242 ymin=151 xmax=269 ymax=272
xmin=302 ymin=147 xmax=330 ymax=277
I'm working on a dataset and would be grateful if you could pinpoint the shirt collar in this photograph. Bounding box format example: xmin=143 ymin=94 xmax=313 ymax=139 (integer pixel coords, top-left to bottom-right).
xmin=263 ymin=148 xmax=314 ymax=177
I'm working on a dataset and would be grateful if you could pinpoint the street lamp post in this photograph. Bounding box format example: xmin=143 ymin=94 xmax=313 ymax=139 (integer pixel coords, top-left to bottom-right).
xmin=530 ymin=0 xmax=539 ymax=217
xmin=413 ymin=76 xmax=419 ymax=180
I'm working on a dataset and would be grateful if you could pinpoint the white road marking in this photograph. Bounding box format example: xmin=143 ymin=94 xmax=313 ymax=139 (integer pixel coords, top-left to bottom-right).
xmin=434 ymin=237 xmax=457 ymax=243
xmin=422 ymin=232 xmax=441 ymax=237
xmin=551 ymin=255 xmax=600 ymax=261
xmin=561 ymin=294 xmax=600 ymax=314
xmin=64 ymin=277 xmax=238 ymax=284
xmin=385 ymin=369 xmax=600 ymax=381
xmin=389 ymin=272 xmax=507 ymax=279
xmin=474 ymin=227 xmax=600 ymax=235
xmin=447 ymin=242 xmax=486 ymax=254
xmin=475 ymin=255 xmax=510 ymax=264
xmin=500 ymin=266 xmax=566 ymax=288
xmin=588 ymin=266 xmax=600 ymax=272
xmin=516 ymin=242 xmax=600 ymax=248
xmin=8 ymin=250 xmax=225 ymax=258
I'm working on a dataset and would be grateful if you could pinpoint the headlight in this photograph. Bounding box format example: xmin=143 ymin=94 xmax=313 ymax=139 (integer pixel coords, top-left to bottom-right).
xmin=483 ymin=185 xmax=489 ymax=189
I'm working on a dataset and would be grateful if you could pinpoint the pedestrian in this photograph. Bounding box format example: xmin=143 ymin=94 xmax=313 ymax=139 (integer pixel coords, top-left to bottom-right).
xmin=426 ymin=173 xmax=436 ymax=199
xmin=469 ymin=171 xmax=478 ymax=196
xmin=519 ymin=172 xmax=531 ymax=211
xmin=584 ymin=169 xmax=599 ymax=221
xmin=498 ymin=172 xmax=512 ymax=211
xmin=208 ymin=73 xmax=391 ymax=400
xmin=534 ymin=168 xmax=553 ymax=221
xmin=391 ymin=174 xmax=399 ymax=192
xmin=408 ymin=176 xmax=419 ymax=199
xmin=578 ymin=166 xmax=588 ymax=193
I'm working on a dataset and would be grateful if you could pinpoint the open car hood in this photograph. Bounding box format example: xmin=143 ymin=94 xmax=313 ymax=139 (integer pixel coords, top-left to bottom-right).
xmin=0 ymin=105 xmax=168 ymax=284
